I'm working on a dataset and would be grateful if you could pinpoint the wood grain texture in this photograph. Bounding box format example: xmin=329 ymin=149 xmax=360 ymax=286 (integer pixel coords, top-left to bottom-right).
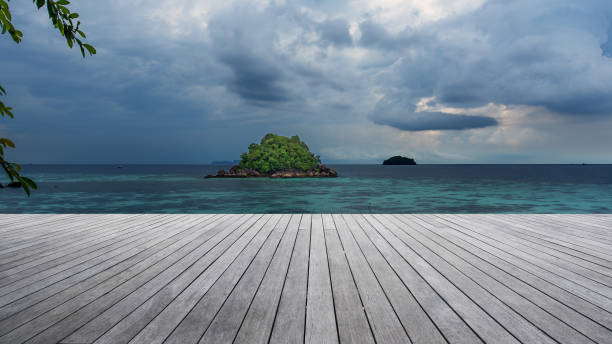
xmin=0 ymin=214 xmax=607 ymax=344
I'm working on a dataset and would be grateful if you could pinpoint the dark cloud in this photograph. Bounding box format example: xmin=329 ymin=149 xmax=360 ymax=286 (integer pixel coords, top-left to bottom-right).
xmin=369 ymin=95 xmax=498 ymax=131
xmin=601 ymin=26 xmax=612 ymax=57
xmin=358 ymin=20 xmax=413 ymax=50
xmin=2 ymin=0 xmax=612 ymax=163
xmin=372 ymin=111 xmax=498 ymax=131
xmin=364 ymin=0 xmax=612 ymax=127
xmin=316 ymin=19 xmax=352 ymax=46
xmin=219 ymin=52 xmax=291 ymax=102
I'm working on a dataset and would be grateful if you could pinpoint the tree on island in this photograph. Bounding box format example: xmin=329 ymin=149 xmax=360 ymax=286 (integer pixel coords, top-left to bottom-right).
xmin=238 ymin=134 xmax=321 ymax=173
xmin=206 ymin=133 xmax=337 ymax=178
xmin=383 ymin=156 xmax=417 ymax=165
xmin=1 ymin=0 xmax=96 ymax=195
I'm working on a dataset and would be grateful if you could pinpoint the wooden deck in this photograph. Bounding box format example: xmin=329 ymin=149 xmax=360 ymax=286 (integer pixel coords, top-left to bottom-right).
xmin=0 ymin=214 xmax=611 ymax=344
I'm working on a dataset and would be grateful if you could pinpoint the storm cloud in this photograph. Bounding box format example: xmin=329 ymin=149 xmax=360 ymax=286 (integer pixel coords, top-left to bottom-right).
xmin=364 ymin=0 xmax=612 ymax=128
xmin=1 ymin=0 xmax=612 ymax=164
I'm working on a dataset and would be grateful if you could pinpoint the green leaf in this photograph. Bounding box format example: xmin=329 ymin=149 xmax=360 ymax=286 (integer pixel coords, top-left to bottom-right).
xmin=56 ymin=19 xmax=64 ymax=34
xmin=36 ymin=0 xmax=45 ymax=9
xmin=77 ymin=29 xmax=85 ymax=38
xmin=21 ymin=176 xmax=38 ymax=189
xmin=83 ymin=43 xmax=96 ymax=55
xmin=0 ymin=138 xmax=15 ymax=148
xmin=68 ymin=12 xmax=78 ymax=19
xmin=56 ymin=0 xmax=70 ymax=5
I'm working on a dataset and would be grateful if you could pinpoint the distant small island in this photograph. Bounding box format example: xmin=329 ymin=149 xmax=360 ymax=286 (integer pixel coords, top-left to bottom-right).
xmin=383 ymin=156 xmax=417 ymax=165
xmin=205 ymin=134 xmax=338 ymax=178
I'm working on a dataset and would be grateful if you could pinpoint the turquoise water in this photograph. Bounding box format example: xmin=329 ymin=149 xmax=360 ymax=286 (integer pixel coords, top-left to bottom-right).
xmin=1 ymin=164 xmax=611 ymax=213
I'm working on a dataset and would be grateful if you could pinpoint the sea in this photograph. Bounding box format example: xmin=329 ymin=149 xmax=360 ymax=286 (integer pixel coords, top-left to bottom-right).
xmin=1 ymin=164 xmax=611 ymax=213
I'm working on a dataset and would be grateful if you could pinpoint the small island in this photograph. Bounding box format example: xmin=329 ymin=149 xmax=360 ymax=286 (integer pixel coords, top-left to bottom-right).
xmin=205 ymin=134 xmax=338 ymax=178
xmin=383 ymin=156 xmax=417 ymax=165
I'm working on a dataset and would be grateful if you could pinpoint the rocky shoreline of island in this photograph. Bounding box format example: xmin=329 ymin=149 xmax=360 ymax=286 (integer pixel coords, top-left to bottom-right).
xmin=205 ymin=164 xmax=337 ymax=178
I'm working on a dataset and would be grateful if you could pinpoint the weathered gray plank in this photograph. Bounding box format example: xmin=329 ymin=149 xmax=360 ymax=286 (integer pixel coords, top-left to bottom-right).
xmin=405 ymin=215 xmax=612 ymax=344
xmin=351 ymin=214 xmax=447 ymax=344
xmin=453 ymin=215 xmax=612 ymax=284
xmin=128 ymin=215 xmax=278 ymax=344
xmin=372 ymin=214 xmax=520 ymax=344
xmin=431 ymin=215 xmax=612 ymax=301
xmin=324 ymin=226 xmax=375 ymax=344
xmin=399 ymin=215 xmax=596 ymax=344
xmin=0 ymin=215 xmax=180 ymax=304
xmin=417 ymin=215 xmax=612 ymax=315
xmin=233 ymin=214 xmax=301 ymax=344
xmin=198 ymin=215 xmax=293 ymax=344
xmin=0 ymin=215 xmax=138 ymax=264
xmin=334 ymin=214 xmax=410 ymax=344
xmin=0 ymin=214 xmax=609 ymax=344
xmin=305 ymin=214 xmax=338 ymax=344
xmin=0 ymin=215 xmax=218 ymax=343
xmin=53 ymin=215 xmax=245 ymax=344
xmin=322 ymin=214 xmax=336 ymax=231
xmin=364 ymin=214 xmax=483 ymax=344
xmin=269 ymin=217 xmax=311 ymax=344
xmin=0 ymin=216 xmax=223 ymax=335
xmin=0 ymin=215 xmax=170 ymax=284
xmin=475 ymin=215 xmax=612 ymax=268
xmin=65 ymin=214 xmax=258 ymax=344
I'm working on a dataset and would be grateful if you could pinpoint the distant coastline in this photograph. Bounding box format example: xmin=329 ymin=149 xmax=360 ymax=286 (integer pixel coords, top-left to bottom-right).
xmin=211 ymin=160 xmax=240 ymax=165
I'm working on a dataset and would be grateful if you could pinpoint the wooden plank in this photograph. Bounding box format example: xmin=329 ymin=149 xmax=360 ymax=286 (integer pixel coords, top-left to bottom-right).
xmin=455 ymin=215 xmax=612 ymax=284
xmin=324 ymin=226 xmax=375 ymax=344
xmin=0 ymin=215 xmax=170 ymax=284
xmin=372 ymin=214 xmax=520 ymax=344
xmin=363 ymin=214 xmax=483 ymax=344
xmin=233 ymin=214 xmax=301 ymax=344
xmin=418 ymin=215 xmax=612 ymax=316
xmin=0 ymin=215 xmax=153 ymax=272
xmin=0 ymin=215 xmax=84 ymax=245
xmin=524 ymin=215 xmax=612 ymax=239
xmin=403 ymin=214 xmax=612 ymax=344
xmin=269 ymin=218 xmax=311 ymax=344
xmin=299 ymin=213 xmax=311 ymax=230
xmin=0 ymin=216 xmax=150 ymax=275
xmin=0 ymin=215 xmax=179 ymax=303
xmin=492 ymin=215 xmax=612 ymax=255
xmin=475 ymin=214 xmax=612 ymax=265
xmin=475 ymin=215 xmax=612 ymax=268
xmin=350 ymin=214 xmax=447 ymax=344
xmin=0 ymin=216 xmax=223 ymax=334
xmin=0 ymin=215 xmax=244 ymax=344
xmin=127 ymin=215 xmax=278 ymax=344
xmin=198 ymin=215 xmax=293 ymax=344
xmin=60 ymin=214 xmax=257 ymax=344
xmin=0 ymin=215 xmax=139 ymax=263
xmin=0 ymin=215 xmax=87 ymax=236
xmin=334 ymin=214 xmax=410 ymax=344
xmin=0 ymin=214 xmax=127 ymax=250
xmin=0 ymin=214 xmax=609 ymax=344
xmin=305 ymin=213 xmax=338 ymax=344
xmin=432 ymin=215 xmax=612 ymax=300
xmin=322 ymin=214 xmax=336 ymax=230
xmin=395 ymin=215 xmax=596 ymax=344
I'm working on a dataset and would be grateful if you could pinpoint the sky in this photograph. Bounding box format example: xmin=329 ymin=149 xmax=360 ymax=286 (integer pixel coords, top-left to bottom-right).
xmin=1 ymin=0 xmax=612 ymax=164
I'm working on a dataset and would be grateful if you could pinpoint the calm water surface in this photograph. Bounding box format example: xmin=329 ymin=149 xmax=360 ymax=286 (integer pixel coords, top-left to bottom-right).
xmin=1 ymin=164 xmax=611 ymax=213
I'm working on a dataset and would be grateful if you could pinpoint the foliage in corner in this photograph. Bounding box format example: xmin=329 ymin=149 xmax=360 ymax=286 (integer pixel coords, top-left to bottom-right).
xmin=238 ymin=134 xmax=322 ymax=174
xmin=0 ymin=0 xmax=96 ymax=195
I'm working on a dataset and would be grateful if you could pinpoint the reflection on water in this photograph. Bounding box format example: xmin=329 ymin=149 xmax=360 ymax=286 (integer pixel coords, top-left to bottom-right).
xmin=1 ymin=164 xmax=611 ymax=213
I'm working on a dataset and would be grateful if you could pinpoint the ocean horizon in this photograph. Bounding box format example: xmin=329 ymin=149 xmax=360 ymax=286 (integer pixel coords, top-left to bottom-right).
xmin=1 ymin=164 xmax=611 ymax=214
